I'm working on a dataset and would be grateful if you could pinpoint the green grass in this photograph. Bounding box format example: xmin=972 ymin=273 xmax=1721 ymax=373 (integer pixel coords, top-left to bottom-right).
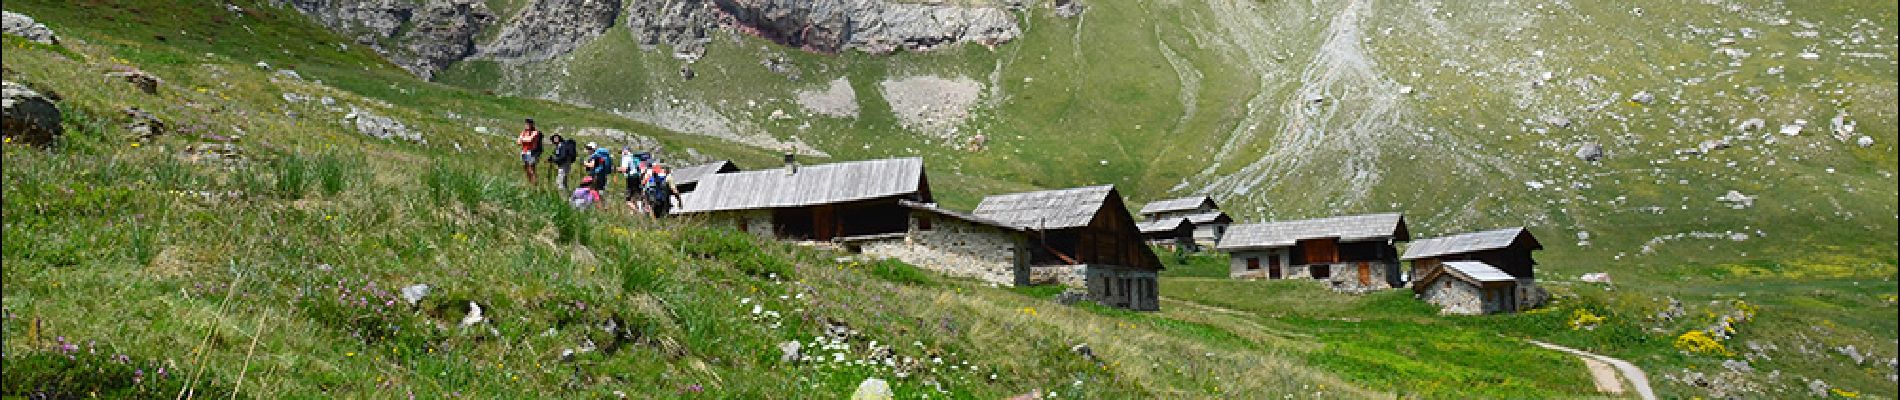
xmin=4 ymin=0 xmax=1896 ymax=398
xmin=1 ymin=23 xmax=1369 ymax=398
xmin=1158 ymin=248 xmax=1229 ymax=278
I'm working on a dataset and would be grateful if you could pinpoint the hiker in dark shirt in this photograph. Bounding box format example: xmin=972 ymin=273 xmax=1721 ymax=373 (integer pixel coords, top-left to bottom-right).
xmin=547 ymin=134 xmax=578 ymax=190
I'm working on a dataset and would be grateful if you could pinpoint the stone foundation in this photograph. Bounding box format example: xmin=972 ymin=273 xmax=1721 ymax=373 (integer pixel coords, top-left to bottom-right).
xmin=860 ymin=212 xmax=1027 ymax=285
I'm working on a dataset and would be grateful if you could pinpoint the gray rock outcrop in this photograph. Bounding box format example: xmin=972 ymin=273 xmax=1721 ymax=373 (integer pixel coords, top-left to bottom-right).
xmin=634 ymin=0 xmax=1021 ymax=55
xmin=2 ymin=80 xmax=62 ymax=146
xmin=274 ymin=0 xmax=496 ymax=79
xmin=346 ymin=106 xmax=422 ymax=142
xmin=106 ymin=68 xmax=162 ymax=95
xmin=1575 ymin=142 xmax=1604 ymax=162
xmin=284 ymin=0 xmax=1020 ymax=78
xmin=476 ymin=0 xmax=623 ymax=62
xmin=2 ymin=11 xmax=58 ymax=45
xmin=124 ymin=107 xmax=165 ymax=141
xmin=629 ymin=0 xmax=719 ymax=57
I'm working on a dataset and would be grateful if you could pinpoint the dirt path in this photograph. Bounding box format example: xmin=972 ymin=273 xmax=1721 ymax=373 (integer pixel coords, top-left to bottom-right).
xmin=1526 ymin=339 xmax=1657 ymax=400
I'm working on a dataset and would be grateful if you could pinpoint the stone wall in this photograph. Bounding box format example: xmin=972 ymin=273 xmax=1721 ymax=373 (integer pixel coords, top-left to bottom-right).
xmin=703 ymin=209 xmax=775 ymax=237
xmin=1322 ymin=262 xmax=1404 ymax=293
xmin=1085 ymin=265 xmax=1159 ymax=311
xmin=1227 ymin=249 xmax=1290 ymax=279
xmin=1418 ymin=275 xmax=1521 ymax=315
xmin=860 ymin=212 xmax=1027 ymax=286
xmin=1419 ymin=275 xmax=1485 ymax=315
xmin=1029 ymin=265 xmax=1086 ymax=287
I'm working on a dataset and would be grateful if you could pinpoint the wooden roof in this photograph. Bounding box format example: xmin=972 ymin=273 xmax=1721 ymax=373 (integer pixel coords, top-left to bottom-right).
xmin=899 ymin=200 xmax=1025 ymax=232
xmin=675 ymin=157 xmax=927 ymax=214
xmin=1217 ymin=213 xmax=1408 ymax=251
xmin=1442 ymin=261 xmax=1517 ymax=283
xmin=1138 ymin=195 xmax=1216 ymax=215
xmin=1401 ymin=227 xmax=1541 ymax=260
xmin=1182 ymin=211 xmax=1232 ymax=225
xmin=1137 ymin=218 xmax=1194 ymax=234
xmin=972 ymin=185 xmax=1116 ymax=230
xmin=669 ymin=160 xmax=740 ymax=186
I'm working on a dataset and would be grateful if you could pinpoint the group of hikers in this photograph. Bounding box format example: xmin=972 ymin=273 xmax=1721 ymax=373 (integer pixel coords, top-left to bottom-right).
xmin=514 ymin=118 xmax=682 ymax=217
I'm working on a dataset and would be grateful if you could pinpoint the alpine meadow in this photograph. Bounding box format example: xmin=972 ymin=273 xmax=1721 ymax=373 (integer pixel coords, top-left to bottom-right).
xmin=2 ymin=0 xmax=1895 ymax=398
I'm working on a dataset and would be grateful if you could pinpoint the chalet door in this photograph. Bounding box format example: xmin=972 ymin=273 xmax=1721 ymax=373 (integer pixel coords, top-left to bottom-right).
xmin=1268 ymin=265 xmax=1282 ymax=279
xmin=812 ymin=206 xmax=836 ymax=240
xmin=1358 ymin=262 xmax=1371 ymax=285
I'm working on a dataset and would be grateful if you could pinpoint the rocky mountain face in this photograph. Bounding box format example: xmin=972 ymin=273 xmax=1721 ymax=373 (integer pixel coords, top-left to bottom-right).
xmin=704 ymin=0 xmax=1021 ymax=54
xmin=273 ymin=0 xmax=496 ymax=79
xmin=476 ymin=0 xmax=624 ymax=62
xmin=277 ymin=0 xmax=1022 ymax=76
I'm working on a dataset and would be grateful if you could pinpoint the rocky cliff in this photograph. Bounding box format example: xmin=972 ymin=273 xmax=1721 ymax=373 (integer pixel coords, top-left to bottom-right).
xmin=476 ymin=0 xmax=624 ymax=62
xmin=277 ymin=0 xmax=1022 ymax=76
xmin=273 ymin=0 xmax=495 ymax=79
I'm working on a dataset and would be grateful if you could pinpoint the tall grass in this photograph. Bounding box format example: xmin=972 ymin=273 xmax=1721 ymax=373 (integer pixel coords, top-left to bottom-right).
xmin=312 ymin=152 xmax=350 ymax=196
xmin=271 ymin=154 xmax=309 ymax=199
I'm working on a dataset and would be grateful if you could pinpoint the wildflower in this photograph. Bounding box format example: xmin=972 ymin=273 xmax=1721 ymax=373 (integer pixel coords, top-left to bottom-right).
xmin=346 ymin=352 xmax=357 ymax=357
xmin=131 ymin=143 xmax=140 ymax=148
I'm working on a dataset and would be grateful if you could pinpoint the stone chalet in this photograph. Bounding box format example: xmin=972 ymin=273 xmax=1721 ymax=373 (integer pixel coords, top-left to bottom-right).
xmin=1402 ymin=227 xmax=1545 ymax=313
xmin=1215 ymin=213 xmax=1410 ymax=292
xmin=846 ymin=200 xmax=1032 ymax=287
xmin=667 ymin=160 xmax=740 ymax=194
xmin=971 ymin=185 xmax=1164 ymax=311
xmin=673 ymin=157 xmax=929 ymax=241
xmin=1415 ymin=261 xmax=1521 ymax=315
xmin=1137 ymin=196 xmax=1232 ymax=245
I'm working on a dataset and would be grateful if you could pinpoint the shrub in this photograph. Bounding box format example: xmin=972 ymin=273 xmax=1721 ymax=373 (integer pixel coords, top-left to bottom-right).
xmin=1567 ymin=309 xmax=1606 ymax=331
xmin=1673 ymin=330 xmax=1731 ymax=356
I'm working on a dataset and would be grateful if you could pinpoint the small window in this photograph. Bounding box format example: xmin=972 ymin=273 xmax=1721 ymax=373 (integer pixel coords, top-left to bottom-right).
xmin=1311 ymin=265 xmax=1331 ymax=279
xmin=917 ymin=216 xmax=933 ymax=231
xmin=1246 ymin=257 xmax=1261 ymax=270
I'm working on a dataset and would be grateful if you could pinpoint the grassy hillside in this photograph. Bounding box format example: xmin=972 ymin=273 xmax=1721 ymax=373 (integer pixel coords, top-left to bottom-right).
xmin=0 ymin=8 xmax=1372 ymax=397
xmin=4 ymin=0 xmax=1897 ymax=398
xmin=430 ymin=1 xmax=1900 ymax=395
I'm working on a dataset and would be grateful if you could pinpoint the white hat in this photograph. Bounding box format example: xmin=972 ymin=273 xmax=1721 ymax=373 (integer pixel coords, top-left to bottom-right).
xmin=585 ymin=142 xmax=598 ymax=148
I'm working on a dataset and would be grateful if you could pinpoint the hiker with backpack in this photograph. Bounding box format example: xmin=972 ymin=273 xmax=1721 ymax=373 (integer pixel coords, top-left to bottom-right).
xmin=569 ymin=176 xmax=603 ymax=209
xmin=642 ymin=162 xmax=682 ymax=218
xmin=619 ymin=148 xmax=653 ymax=213
xmin=548 ymin=134 xmax=578 ymax=190
xmin=516 ymin=119 xmax=544 ymax=186
xmin=583 ymin=142 xmax=613 ymax=192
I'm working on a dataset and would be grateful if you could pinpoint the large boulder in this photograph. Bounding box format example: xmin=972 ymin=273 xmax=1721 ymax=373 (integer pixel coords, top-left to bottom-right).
xmin=2 ymin=11 xmax=58 ymax=45
xmin=2 ymin=80 xmax=62 ymax=146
